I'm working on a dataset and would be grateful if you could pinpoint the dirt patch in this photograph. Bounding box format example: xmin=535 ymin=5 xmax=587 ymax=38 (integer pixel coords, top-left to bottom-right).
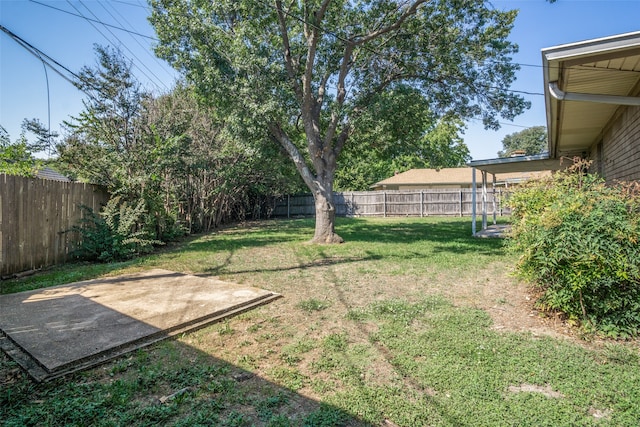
xmin=507 ymin=383 xmax=564 ymax=398
xmin=440 ymin=260 xmax=579 ymax=341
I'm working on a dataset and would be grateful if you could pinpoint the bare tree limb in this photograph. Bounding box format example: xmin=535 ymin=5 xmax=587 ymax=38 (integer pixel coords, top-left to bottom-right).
xmin=275 ymin=0 xmax=303 ymax=102
xmin=268 ymin=121 xmax=316 ymax=190
xmin=324 ymin=42 xmax=354 ymax=148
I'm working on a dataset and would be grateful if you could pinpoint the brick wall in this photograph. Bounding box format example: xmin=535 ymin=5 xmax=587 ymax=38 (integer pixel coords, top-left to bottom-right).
xmin=600 ymin=105 xmax=640 ymax=183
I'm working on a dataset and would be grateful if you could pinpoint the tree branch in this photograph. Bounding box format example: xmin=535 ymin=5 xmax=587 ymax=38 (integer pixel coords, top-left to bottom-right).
xmin=324 ymin=42 xmax=354 ymax=148
xmin=333 ymin=123 xmax=351 ymax=159
xmin=275 ymin=0 xmax=302 ymax=102
xmin=355 ymin=0 xmax=428 ymax=45
xmin=268 ymin=122 xmax=316 ymax=191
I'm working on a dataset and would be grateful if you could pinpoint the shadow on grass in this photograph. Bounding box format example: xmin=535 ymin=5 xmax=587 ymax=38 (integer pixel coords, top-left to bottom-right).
xmin=1 ymin=217 xmax=507 ymax=295
xmin=185 ymin=219 xmax=314 ymax=253
xmin=336 ymin=217 xmax=507 ymax=256
xmin=0 ymin=333 xmax=374 ymax=426
xmin=203 ymin=253 xmax=384 ymax=277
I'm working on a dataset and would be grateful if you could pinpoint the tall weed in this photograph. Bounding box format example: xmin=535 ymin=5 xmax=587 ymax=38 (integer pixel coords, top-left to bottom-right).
xmin=70 ymin=196 xmax=162 ymax=262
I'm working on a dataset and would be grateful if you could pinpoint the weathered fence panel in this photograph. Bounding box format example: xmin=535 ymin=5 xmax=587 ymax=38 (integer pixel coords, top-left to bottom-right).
xmin=273 ymin=189 xmax=509 ymax=218
xmin=0 ymin=174 xmax=109 ymax=276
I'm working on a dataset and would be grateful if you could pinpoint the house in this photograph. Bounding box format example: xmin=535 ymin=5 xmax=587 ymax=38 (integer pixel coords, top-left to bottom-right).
xmin=36 ymin=167 xmax=71 ymax=182
xmin=543 ymin=31 xmax=640 ymax=182
xmin=371 ymin=167 xmax=549 ymax=191
xmin=468 ymin=31 xmax=640 ymax=234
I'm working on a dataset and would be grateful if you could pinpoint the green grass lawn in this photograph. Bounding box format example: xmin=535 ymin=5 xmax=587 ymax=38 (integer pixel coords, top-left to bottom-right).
xmin=1 ymin=217 xmax=639 ymax=426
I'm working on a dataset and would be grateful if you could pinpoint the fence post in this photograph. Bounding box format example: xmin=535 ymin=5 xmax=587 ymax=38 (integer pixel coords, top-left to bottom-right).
xmin=351 ymin=192 xmax=354 ymax=217
xmin=459 ymin=189 xmax=463 ymax=217
xmin=420 ymin=191 xmax=424 ymax=217
xmin=287 ymin=195 xmax=290 ymax=219
xmin=383 ymin=191 xmax=387 ymax=218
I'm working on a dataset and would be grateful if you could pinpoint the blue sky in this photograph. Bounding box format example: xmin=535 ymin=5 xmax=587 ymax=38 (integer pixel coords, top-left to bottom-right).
xmin=1 ymin=0 xmax=639 ymax=161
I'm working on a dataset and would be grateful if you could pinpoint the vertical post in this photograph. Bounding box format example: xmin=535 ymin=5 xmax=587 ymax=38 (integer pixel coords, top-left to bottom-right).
xmin=459 ymin=189 xmax=463 ymax=217
xmin=420 ymin=190 xmax=424 ymax=217
xmin=471 ymin=168 xmax=477 ymax=235
xmin=351 ymin=192 xmax=354 ymax=217
xmin=492 ymin=174 xmax=497 ymax=225
xmin=482 ymin=170 xmax=487 ymax=231
xmin=287 ymin=195 xmax=290 ymax=219
xmin=383 ymin=191 xmax=387 ymax=218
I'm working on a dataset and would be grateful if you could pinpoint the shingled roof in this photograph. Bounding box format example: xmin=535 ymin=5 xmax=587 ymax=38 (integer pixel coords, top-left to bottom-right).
xmin=36 ymin=167 xmax=71 ymax=182
xmin=372 ymin=167 xmax=549 ymax=189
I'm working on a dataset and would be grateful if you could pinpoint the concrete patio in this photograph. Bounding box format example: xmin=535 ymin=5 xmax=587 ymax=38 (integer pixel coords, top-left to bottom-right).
xmin=0 ymin=269 xmax=280 ymax=381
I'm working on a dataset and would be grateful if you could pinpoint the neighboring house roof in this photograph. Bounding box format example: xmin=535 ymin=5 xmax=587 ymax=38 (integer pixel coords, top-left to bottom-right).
xmin=36 ymin=167 xmax=71 ymax=182
xmin=542 ymin=31 xmax=640 ymax=159
xmin=372 ymin=167 xmax=549 ymax=189
xmin=468 ymin=153 xmax=566 ymax=175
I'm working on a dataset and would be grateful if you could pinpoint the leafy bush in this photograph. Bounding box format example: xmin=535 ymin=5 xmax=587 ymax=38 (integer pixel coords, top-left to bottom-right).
xmin=507 ymin=160 xmax=640 ymax=338
xmin=71 ymin=196 xmax=162 ymax=262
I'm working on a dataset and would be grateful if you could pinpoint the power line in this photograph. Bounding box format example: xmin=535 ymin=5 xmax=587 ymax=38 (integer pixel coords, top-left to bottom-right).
xmin=102 ymin=0 xmax=176 ymax=82
xmin=71 ymin=0 xmax=169 ymax=92
xmin=30 ymin=0 xmax=172 ymax=92
xmin=28 ymin=0 xmax=158 ymax=41
xmin=111 ymin=0 xmax=149 ymax=9
xmin=0 ymin=24 xmax=84 ymax=88
xmin=0 ymin=23 xmax=110 ymax=129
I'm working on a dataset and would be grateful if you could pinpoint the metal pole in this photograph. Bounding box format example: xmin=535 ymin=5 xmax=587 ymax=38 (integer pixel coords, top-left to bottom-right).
xmin=482 ymin=171 xmax=487 ymax=231
xmin=492 ymin=174 xmax=497 ymax=225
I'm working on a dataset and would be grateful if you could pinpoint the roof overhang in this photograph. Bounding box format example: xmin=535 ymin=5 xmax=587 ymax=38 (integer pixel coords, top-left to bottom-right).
xmin=468 ymin=153 xmax=565 ymax=174
xmin=542 ymin=31 xmax=640 ymax=158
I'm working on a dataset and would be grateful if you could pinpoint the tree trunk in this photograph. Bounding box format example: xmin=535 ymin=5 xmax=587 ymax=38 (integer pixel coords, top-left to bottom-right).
xmin=268 ymin=123 xmax=344 ymax=244
xmin=311 ymin=186 xmax=344 ymax=244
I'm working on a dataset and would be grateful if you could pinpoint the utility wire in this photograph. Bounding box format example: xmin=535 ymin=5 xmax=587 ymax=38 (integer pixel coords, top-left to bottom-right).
xmin=0 ymin=24 xmax=83 ymax=88
xmin=73 ymin=0 xmax=169 ymax=91
xmin=28 ymin=0 xmax=158 ymax=41
xmin=102 ymin=0 xmax=176 ymax=82
xmin=112 ymin=0 xmax=149 ymax=9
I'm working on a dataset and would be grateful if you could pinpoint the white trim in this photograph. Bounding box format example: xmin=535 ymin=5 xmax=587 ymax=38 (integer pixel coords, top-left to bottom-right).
xmin=548 ymin=82 xmax=640 ymax=106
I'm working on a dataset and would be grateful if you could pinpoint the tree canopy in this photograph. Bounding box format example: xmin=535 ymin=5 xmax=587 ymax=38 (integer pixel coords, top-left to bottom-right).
xmin=58 ymin=46 xmax=303 ymax=241
xmin=150 ymin=0 xmax=530 ymax=242
xmin=498 ymin=125 xmax=547 ymax=158
xmin=0 ymin=121 xmax=52 ymax=177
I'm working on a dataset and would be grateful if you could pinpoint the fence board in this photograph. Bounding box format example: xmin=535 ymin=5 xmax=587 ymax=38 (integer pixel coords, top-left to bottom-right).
xmin=0 ymin=174 xmax=109 ymax=276
xmin=273 ymin=189 xmax=509 ymax=219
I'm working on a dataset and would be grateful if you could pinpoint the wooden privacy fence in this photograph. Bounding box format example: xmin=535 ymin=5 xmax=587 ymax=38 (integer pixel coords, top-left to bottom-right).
xmin=272 ymin=189 xmax=509 ymax=218
xmin=0 ymin=174 xmax=109 ymax=277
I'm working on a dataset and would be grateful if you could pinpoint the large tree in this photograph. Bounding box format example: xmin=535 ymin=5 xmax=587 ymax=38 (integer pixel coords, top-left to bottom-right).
xmin=59 ymin=46 xmax=302 ymax=237
xmin=498 ymin=125 xmax=548 ymax=158
xmin=334 ymin=85 xmax=470 ymax=190
xmin=150 ymin=0 xmax=529 ymax=243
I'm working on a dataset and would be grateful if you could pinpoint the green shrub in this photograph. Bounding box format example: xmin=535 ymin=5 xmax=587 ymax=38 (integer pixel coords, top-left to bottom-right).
xmin=507 ymin=160 xmax=640 ymax=338
xmin=71 ymin=196 xmax=162 ymax=262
